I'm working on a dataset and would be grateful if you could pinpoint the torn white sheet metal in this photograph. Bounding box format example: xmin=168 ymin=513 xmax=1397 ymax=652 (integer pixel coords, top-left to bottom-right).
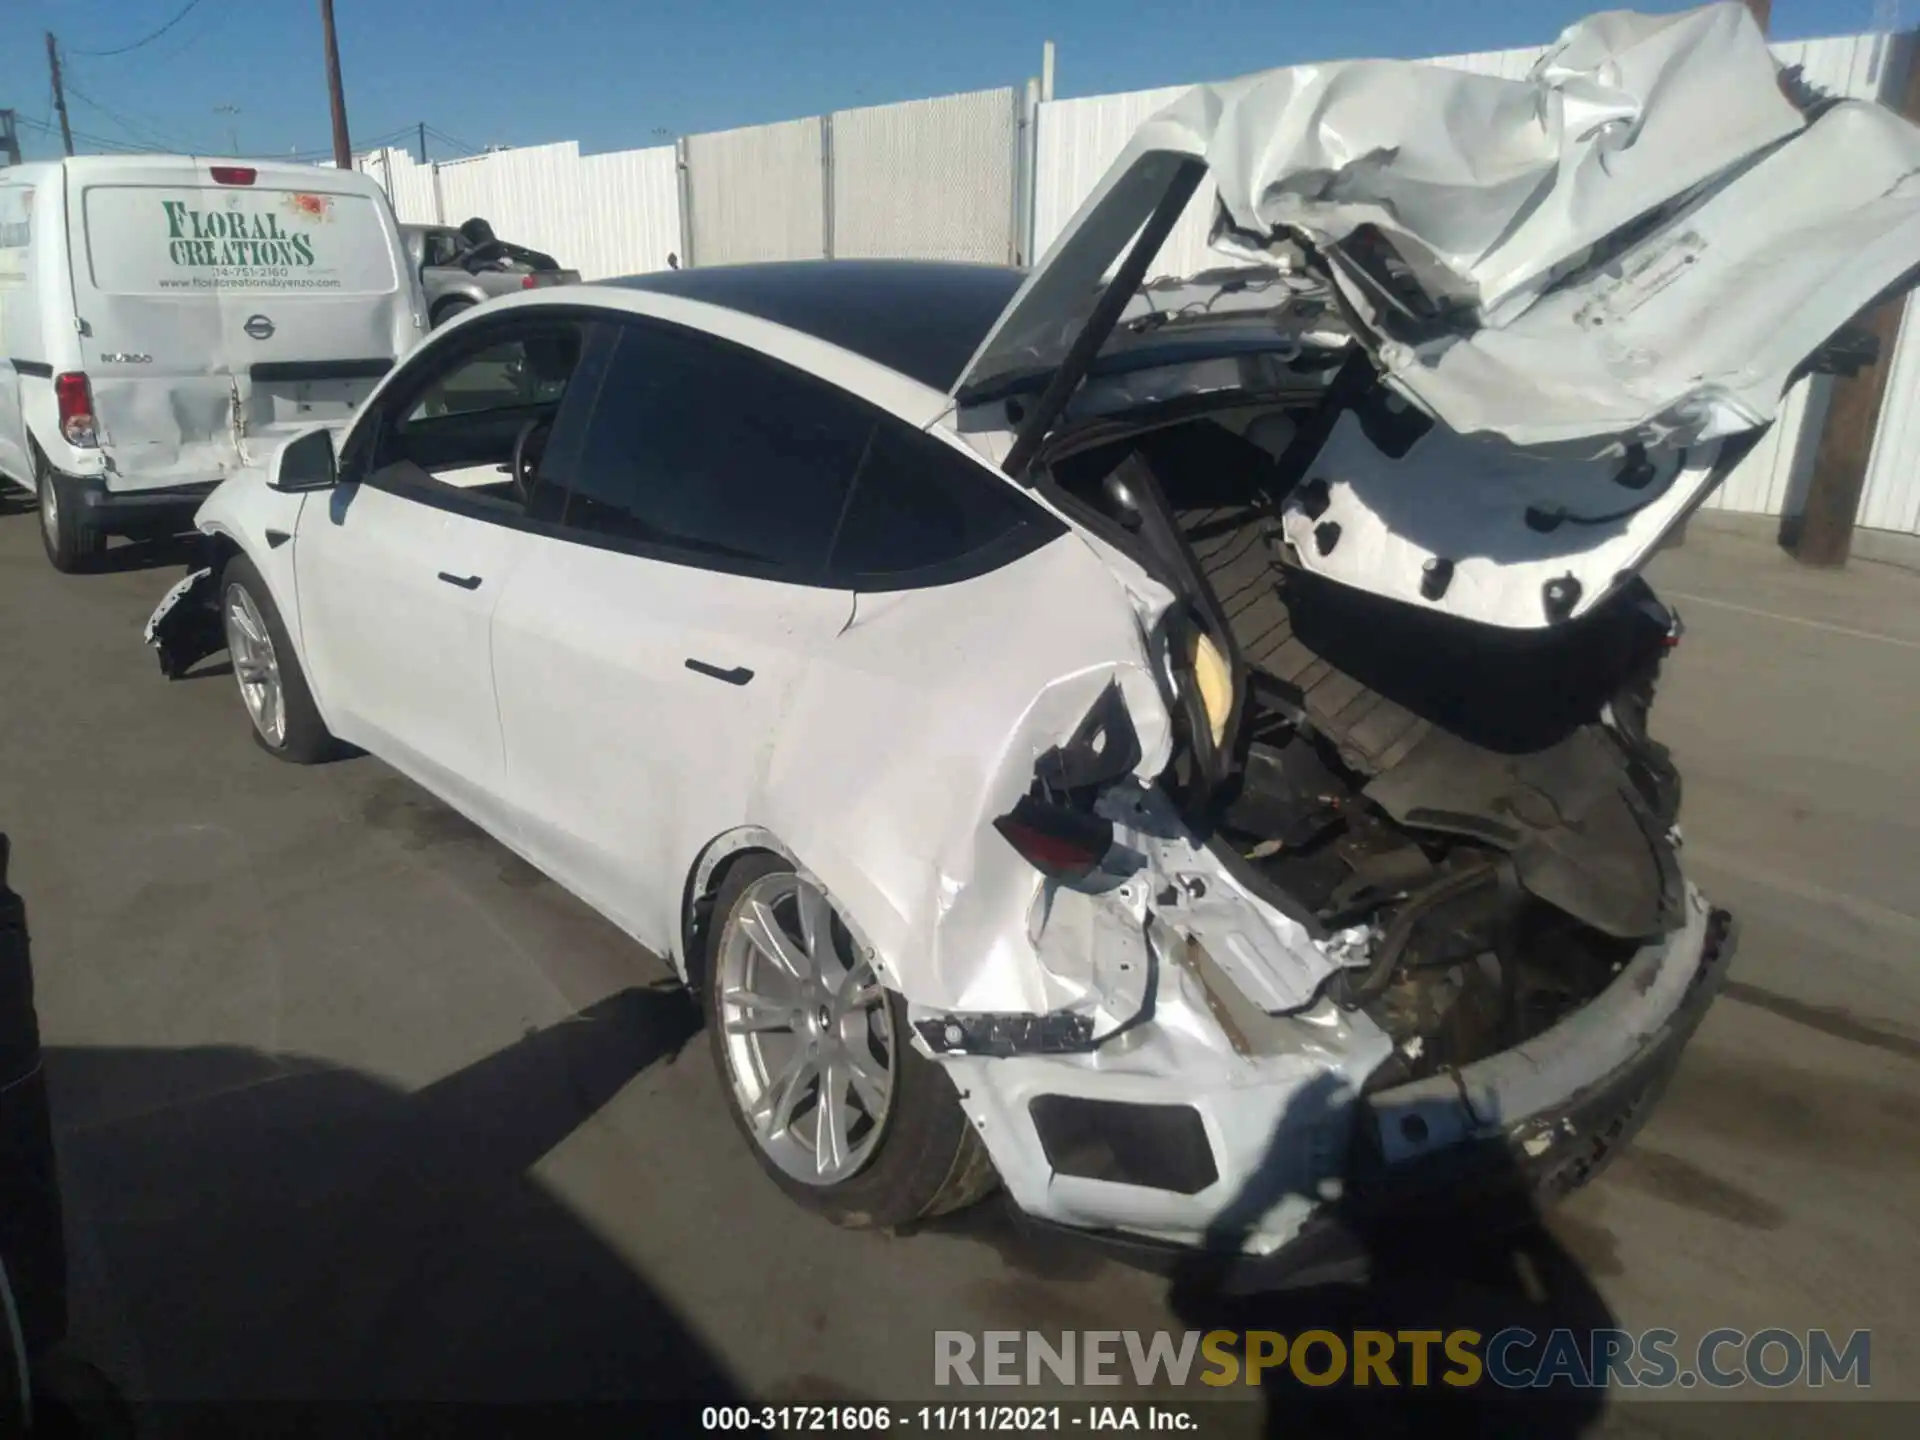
xmin=1094 ymin=782 xmax=1340 ymax=1014
xmin=1204 ymin=2 xmax=1803 ymax=326
xmin=938 ymin=986 xmax=1387 ymax=1254
xmin=937 ymin=889 xmax=1715 ymax=1255
xmin=757 ymin=510 xmax=1354 ymax=1019
xmin=956 ymin=3 xmax=1920 ymax=453
xmin=1368 ymin=97 xmax=1920 ymax=449
xmin=1280 ymin=411 xmax=1728 ymax=625
xmin=756 ymin=530 xmax=1175 ymax=1016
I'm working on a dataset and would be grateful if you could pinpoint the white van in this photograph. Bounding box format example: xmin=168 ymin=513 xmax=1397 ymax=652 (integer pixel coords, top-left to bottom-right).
xmin=0 ymin=156 xmax=426 ymax=569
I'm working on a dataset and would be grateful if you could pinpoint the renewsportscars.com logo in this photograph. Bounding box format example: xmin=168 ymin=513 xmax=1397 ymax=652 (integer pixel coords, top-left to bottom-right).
xmin=934 ymin=1328 xmax=1871 ymax=1391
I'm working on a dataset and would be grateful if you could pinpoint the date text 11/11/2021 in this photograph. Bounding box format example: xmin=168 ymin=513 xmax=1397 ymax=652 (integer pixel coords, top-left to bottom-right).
xmin=701 ymin=1405 xmax=1205 ymax=1432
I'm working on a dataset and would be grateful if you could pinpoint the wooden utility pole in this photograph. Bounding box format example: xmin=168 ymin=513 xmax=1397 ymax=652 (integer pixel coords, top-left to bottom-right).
xmin=44 ymin=34 xmax=74 ymax=157
xmin=417 ymin=121 xmax=428 ymax=166
xmin=1790 ymin=29 xmax=1920 ymax=565
xmin=0 ymin=111 xmax=20 ymax=168
xmin=318 ymin=0 xmax=353 ymax=170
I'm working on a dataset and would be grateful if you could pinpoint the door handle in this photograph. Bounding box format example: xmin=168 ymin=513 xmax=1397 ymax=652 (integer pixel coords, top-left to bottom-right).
xmin=685 ymin=658 xmax=754 ymax=686
xmin=437 ymin=571 xmax=483 ymax=590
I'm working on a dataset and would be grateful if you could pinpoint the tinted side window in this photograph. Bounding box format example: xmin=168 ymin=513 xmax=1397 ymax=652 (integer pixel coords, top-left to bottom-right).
xmin=403 ymin=333 xmax=578 ymax=424
xmin=830 ymin=424 xmax=1059 ymax=583
xmin=356 ymin=319 xmax=588 ymax=521
xmin=561 ymin=323 xmax=874 ymax=576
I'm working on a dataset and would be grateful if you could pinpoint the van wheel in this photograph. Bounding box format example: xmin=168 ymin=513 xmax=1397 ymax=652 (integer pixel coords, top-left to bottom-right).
xmin=705 ymin=854 xmax=999 ymax=1229
xmin=35 ymin=453 xmax=104 ymax=573
xmin=431 ymin=297 xmax=476 ymax=327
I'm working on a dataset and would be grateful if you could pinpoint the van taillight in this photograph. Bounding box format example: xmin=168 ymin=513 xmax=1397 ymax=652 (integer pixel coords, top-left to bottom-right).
xmin=54 ymin=373 xmax=98 ymax=449
xmin=210 ymin=166 xmax=257 ymax=186
xmin=521 ymin=273 xmax=540 ymax=289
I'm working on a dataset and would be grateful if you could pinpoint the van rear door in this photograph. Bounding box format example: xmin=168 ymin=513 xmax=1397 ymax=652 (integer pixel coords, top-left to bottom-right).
xmin=65 ymin=159 xmax=412 ymax=492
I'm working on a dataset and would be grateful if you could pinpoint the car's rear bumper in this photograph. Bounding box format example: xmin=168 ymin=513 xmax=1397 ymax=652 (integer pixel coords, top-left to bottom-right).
xmin=938 ymin=890 xmax=1733 ymax=1270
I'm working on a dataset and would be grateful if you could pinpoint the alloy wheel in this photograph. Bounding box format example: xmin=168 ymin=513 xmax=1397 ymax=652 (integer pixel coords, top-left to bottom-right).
xmin=223 ymin=584 xmax=287 ymax=748
xmin=716 ymin=872 xmax=896 ymax=1185
xmin=37 ymin=472 xmax=58 ymax=549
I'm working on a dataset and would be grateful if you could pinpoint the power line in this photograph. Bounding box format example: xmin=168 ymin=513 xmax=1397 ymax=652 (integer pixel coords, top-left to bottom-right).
xmin=64 ymin=78 xmax=205 ymax=152
xmin=70 ymin=0 xmax=213 ymax=58
xmin=353 ymin=125 xmax=424 ymax=151
xmin=14 ymin=106 xmax=431 ymax=164
xmin=424 ymin=125 xmax=481 ymax=156
xmin=16 ymin=114 xmax=162 ymax=153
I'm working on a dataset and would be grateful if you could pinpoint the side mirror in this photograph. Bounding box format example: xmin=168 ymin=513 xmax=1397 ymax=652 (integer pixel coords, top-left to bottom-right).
xmin=269 ymin=426 xmax=338 ymax=493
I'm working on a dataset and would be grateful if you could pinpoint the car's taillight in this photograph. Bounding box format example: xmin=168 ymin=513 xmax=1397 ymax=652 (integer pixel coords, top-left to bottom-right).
xmin=992 ymin=795 xmax=1113 ymax=882
xmin=54 ymin=372 xmax=98 ymax=448
xmin=210 ymin=166 xmax=256 ymax=185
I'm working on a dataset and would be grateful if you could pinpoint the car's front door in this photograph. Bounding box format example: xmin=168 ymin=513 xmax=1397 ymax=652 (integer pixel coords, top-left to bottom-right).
xmin=490 ymin=318 xmax=868 ymax=956
xmin=295 ymin=315 xmax=590 ymax=831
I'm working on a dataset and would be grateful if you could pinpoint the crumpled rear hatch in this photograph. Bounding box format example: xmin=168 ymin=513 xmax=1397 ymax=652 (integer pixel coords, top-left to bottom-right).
xmin=955 ymin=1 xmax=1920 ymax=628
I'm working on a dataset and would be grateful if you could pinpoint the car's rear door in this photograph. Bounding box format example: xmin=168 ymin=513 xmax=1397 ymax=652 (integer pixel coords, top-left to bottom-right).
xmin=490 ymin=318 xmax=865 ymax=956
xmin=295 ymin=313 xmax=591 ymax=833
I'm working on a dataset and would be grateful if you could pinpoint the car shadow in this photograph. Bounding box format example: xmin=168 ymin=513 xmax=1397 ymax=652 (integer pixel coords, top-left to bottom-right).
xmin=40 ymin=986 xmax=742 ymax=1416
xmin=1162 ymin=1074 xmax=1614 ymax=1438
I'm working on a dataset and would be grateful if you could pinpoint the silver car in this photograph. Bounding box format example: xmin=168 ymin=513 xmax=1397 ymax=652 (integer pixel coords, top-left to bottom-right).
xmin=403 ymin=219 xmax=580 ymax=327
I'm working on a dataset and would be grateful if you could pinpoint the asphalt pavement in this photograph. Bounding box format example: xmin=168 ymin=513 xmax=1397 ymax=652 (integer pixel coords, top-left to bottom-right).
xmin=1 ymin=498 xmax=1915 ymax=1434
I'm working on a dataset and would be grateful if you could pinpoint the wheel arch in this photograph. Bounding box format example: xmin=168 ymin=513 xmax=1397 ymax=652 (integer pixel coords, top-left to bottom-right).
xmin=196 ymin=506 xmax=336 ymax=734
xmin=679 ymin=827 xmax=896 ymax=1001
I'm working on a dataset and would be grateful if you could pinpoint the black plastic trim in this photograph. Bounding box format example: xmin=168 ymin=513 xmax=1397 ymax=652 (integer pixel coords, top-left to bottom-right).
xmin=253 ymin=358 xmax=393 ymax=383
xmin=10 ymin=360 xmax=52 ymax=379
xmin=1028 ymin=1095 xmax=1219 ymax=1195
xmin=685 ymin=659 xmax=753 ymax=686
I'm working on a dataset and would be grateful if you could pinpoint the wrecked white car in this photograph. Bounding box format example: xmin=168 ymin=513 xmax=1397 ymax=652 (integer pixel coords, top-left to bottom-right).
xmin=148 ymin=3 xmax=1919 ymax=1265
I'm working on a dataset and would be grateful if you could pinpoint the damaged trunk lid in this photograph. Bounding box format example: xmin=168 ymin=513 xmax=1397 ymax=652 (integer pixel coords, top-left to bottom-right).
xmin=954 ymin=2 xmax=1920 ymax=629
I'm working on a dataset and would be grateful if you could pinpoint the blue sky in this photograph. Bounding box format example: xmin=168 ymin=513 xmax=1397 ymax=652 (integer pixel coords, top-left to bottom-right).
xmin=0 ymin=0 xmax=1894 ymax=163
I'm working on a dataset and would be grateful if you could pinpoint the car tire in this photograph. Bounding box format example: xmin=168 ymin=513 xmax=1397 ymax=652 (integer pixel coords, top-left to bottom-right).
xmin=704 ymin=853 xmax=998 ymax=1229
xmin=220 ymin=554 xmax=338 ymax=764
xmin=34 ymin=450 xmax=105 ymax=574
xmin=431 ymin=296 xmax=476 ymax=328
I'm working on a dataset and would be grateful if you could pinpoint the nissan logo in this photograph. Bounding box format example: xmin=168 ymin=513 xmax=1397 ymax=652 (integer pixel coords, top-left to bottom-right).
xmin=243 ymin=314 xmax=275 ymax=340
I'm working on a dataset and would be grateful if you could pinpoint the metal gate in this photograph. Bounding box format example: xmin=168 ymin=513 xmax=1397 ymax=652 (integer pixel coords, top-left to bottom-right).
xmin=685 ymin=116 xmax=825 ymax=266
xmin=830 ymin=87 xmax=1017 ymax=264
